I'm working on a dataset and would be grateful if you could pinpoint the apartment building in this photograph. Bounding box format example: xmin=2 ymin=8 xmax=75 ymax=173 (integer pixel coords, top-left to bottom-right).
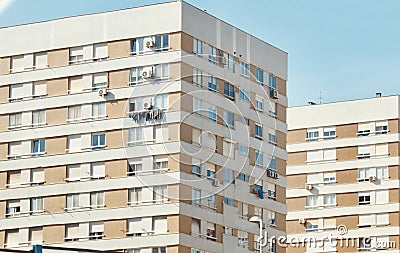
xmin=0 ymin=1 xmax=288 ymax=253
xmin=287 ymin=95 xmax=400 ymax=253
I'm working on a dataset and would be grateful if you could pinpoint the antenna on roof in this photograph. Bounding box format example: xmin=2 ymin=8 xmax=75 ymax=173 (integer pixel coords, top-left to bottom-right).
xmin=319 ymin=92 xmax=323 ymax=104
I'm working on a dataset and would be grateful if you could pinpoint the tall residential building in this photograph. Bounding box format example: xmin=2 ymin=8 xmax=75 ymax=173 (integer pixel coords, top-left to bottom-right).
xmin=287 ymin=95 xmax=400 ymax=253
xmin=0 ymin=1 xmax=288 ymax=253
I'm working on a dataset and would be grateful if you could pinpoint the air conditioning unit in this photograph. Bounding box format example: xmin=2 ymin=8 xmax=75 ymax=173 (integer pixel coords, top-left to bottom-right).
xmin=299 ymin=218 xmax=306 ymax=225
xmin=212 ymin=179 xmax=220 ymax=187
xmin=141 ymin=70 xmax=154 ymax=79
xmin=143 ymin=102 xmax=151 ymax=110
xmin=146 ymin=40 xmax=155 ymax=48
xmin=219 ymin=57 xmax=228 ymax=65
xmin=369 ymin=176 xmax=377 ymax=182
xmin=305 ymin=184 xmax=313 ymax=191
xmin=98 ymin=88 xmax=108 ymax=97
xmin=271 ymin=89 xmax=278 ymax=99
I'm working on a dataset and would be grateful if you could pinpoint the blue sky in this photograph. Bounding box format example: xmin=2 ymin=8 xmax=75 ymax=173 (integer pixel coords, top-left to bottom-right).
xmin=0 ymin=0 xmax=399 ymax=106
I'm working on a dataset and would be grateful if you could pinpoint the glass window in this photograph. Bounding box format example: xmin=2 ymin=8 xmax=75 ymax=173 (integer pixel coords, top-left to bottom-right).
xmin=129 ymin=67 xmax=144 ymax=85
xmin=32 ymin=110 xmax=45 ymax=126
xmin=193 ymin=68 xmax=203 ymax=85
xmin=68 ymin=105 xmax=82 ymax=121
xmin=8 ymin=113 xmax=22 ymax=128
xmin=128 ymin=188 xmax=142 ymax=205
xmin=222 ymin=168 xmax=234 ymax=183
xmin=92 ymin=133 xmax=105 ymax=150
xmin=224 ymin=111 xmax=234 ymax=128
xmin=154 ymin=94 xmax=168 ymax=109
xmin=237 ymin=173 xmax=249 ymax=182
xmin=238 ymin=144 xmax=249 ymax=157
xmin=30 ymin=197 xmax=44 ymax=213
xmin=256 ymin=97 xmax=263 ymax=111
xmin=208 ymin=45 xmax=217 ymax=64
xmin=255 ymin=124 xmax=263 ymax=139
xmin=208 ymin=105 xmax=216 ymax=122
xmin=90 ymin=192 xmax=104 ymax=208
xmin=323 ymin=194 xmax=336 ymax=207
xmin=255 ymin=151 xmax=264 ymax=167
xmin=269 ymin=74 xmax=277 ymax=89
xmin=131 ymin=38 xmax=144 ymax=55
xmin=358 ymin=193 xmax=371 ymax=205
xmin=92 ymin=102 xmax=106 ymax=118
xmin=256 ymin=68 xmax=264 ymax=84
xmin=239 ymin=88 xmax=250 ymax=102
xmin=306 ymin=196 xmax=318 ymax=209
xmin=208 ymin=76 xmax=217 ymax=91
xmin=228 ymin=55 xmax=235 ymax=72
xmin=239 ymin=61 xmax=250 ymax=77
xmin=193 ymin=39 xmax=203 ymax=56
xmin=224 ymin=82 xmax=235 ymax=99
xmin=192 ymin=189 xmax=201 ymax=205
xmin=32 ymin=139 xmax=45 ymax=156
xmin=154 ymin=64 xmax=169 ymax=79
xmin=223 ymin=197 xmax=234 ymax=206
xmin=154 ymin=34 xmax=169 ymax=52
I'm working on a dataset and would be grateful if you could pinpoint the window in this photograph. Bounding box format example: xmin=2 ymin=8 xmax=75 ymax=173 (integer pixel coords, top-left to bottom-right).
xmin=239 ymin=202 xmax=248 ymax=218
xmin=193 ymin=68 xmax=203 ymax=86
xmin=34 ymin=52 xmax=47 ymax=69
xmin=152 ymin=216 xmax=167 ymax=234
xmin=7 ymin=171 xmax=21 ymax=188
xmin=306 ymin=128 xmax=319 ymax=141
xmin=239 ymin=88 xmax=250 ymax=102
xmin=154 ymin=93 xmax=168 ymax=109
xmin=128 ymin=128 xmax=144 ymax=145
xmin=92 ymin=133 xmax=105 ymax=150
xmin=208 ymin=105 xmax=216 ymax=122
xmin=32 ymin=110 xmax=45 ymax=126
xmin=228 ymin=55 xmax=235 ymax=71
xmin=131 ymin=38 xmax=144 ymax=55
xmin=9 ymin=84 xmax=24 ymax=101
xmin=255 ymin=96 xmax=263 ymax=111
xmin=207 ymin=195 xmax=216 ymax=209
xmin=66 ymin=194 xmax=80 ymax=210
xmin=92 ymin=73 xmax=108 ymax=89
xmin=93 ymin=43 xmax=108 ymax=61
xmin=306 ymin=196 xmax=318 ymax=209
xmin=128 ymin=161 xmax=142 ymax=176
xmin=128 ymin=188 xmax=142 ymax=205
xmin=69 ymin=47 xmax=84 ymax=64
xmin=307 ymin=149 xmax=336 ymax=163
xmin=206 ymin=163 xmax=216 ymax=181
xmin=306 ymin=222 xmax=318 ymax=232
xmin=222 ymin=168 xmax=234 ymax=184
xmin=223 ymin=82 xmax=235 ymax=99
xmin=358 ymin=238 xmax=372 ymax=250
xmin=89 ymin=222 xmax=104 ymax=240
xmin=323 ymin=127 xmax=336 ymax=139
xmin=154 ymin=34 xmax=169 ymax=52
xmin=90 ymin=192 xmax=104 ymax=208
xmin=223 ymin=227 xmax=234 ymax=236
xmin=154 ymin=64 xmax=169 ymax=80
xmin=237 ymin=173 xmax=249 ymax=182
xmin=223 ymin=139 xmax=235 ymax=158
xmin=256 ymin=68 xmax=264 ymax=84
xmin=376 ymin=190 xmax=389 ymax=204
xmin=268 ymin=157 xmax=277 ymax=171
xmin=154 ymin=159 xmax=168 ymax=172
xmin=358 ymin=192 xmax=371 ymax=205
xmin=240 ymin=116 xmax=249 ymax=125
xmin=33 ymin=81 xmax=46 ymax=97
xmin=31 ymin=169 xmax=44 ymax=186
xmin=266 ymin=183 xmax=276 ymax=199
xmin=92 ymin=102 xmax=106 ymax=118
xmin=193 ymin=98 xmax=202 ymax=115
xmin=9 ymin=113 xmax=22 ymax=128
xmin=206 ymin=223 xmax=216 ymax=240
xmin=129 ymin=67 xmax=144 ymax=85
xmin=375 ymin=124 xmax=388 ymax=134
xmin=376 ymin=167 xmax=388 ymax=180
xmin=268 ymin=133 xmax=276 ymax=144
xmin=238 ymin=230 xmax=249 ymax=247
xmin=239 ymin=61 xmax=249 ymax=77
xmin=11 ymin=55 xmax=24 ymax=72
xmin=323 ymin=194 xmax=336 ymax=207
xmin=238 ymin=144 xmax=249 ymax=157
xmin=32 ymin=139 xmax=45 ymax=156
xmin=192 ymin=189 xmax=201 ymax=205
xmin=192 ymin=164 xmax=201 ymax=176
xmin=68 ymin=105 xmax=82 ymax=121
xmin=8 ymin=142 xmax=22 ymax=159
xmin=153 ymin=185 xmax=167 ymax=203
xmin=255 ymin=151 xmax=264 ymax=167
xmin=191 ymin=218 xmax=201 ymax=236
xmin=358 ymin=168 xmax=371 ymax=182
xmin=68 ymin=76 xmax=83 ymax=93
xmin=255 ymin=124 xmax=263 ymax=139
xmin=152 ymin=248 xmax=166 ymax=253
xmin=30 ymin=197 xmax=44 ymax=214
xmin=29 ymin=227 xmax=43 ymax=245
xmin=208 ymin=76 xmax=217 ymax=91
xmin=6 ymin=200 xmax=21 ymax=217
xmin=67 ymin=135 xmax=82 ymax=152
xmin=5 ymin=229 xmax=20 ymax=247
xmin=91 ymin=162 xmax=105 ymax=179
xmin=358 ymin=145 xmax=372 ymax=159
xmin=193 ymin=39 xmax=203 ymax=56
xmin=269 ymin=74 xmax=277 ymax=89
xmin=323 ymin=172 xmax=336 ymax=184
xmin=224 ymin=111 xmax=234 ymax=128
xmin=208 ymin=45 xmax=217 ymax=64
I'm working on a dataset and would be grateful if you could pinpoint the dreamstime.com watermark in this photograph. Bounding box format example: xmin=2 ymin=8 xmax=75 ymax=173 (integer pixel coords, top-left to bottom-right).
xmin=256 ymin=224 xmax=396 ymax=250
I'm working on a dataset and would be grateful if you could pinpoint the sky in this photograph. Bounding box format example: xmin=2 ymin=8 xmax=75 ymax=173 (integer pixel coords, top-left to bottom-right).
xmin=0 ymin=0 xmax=399 ymax=106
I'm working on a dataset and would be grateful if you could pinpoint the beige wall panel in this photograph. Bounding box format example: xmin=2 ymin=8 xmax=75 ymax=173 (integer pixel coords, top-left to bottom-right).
xmin=388 ymin=119 xmax=399 ymax=133
xmin=216 ymin=195 xmax=223 ymax=214
xmin=0 ymin=230 xmax=4 ymax=248
xmin=45 ymin=195 xmax=65 ymax=214
xmin=216 ymin=224 xmax=223 ymax=243
xmin=389 ymin=236 xmax=399 ymax=249
xmin=106 ymin=130 xmax=123 ymax=149
xmin=108 ymin=40 xmax=130 ymax=59
xmin=109 ymin=69 xmax=129 ymax=89
xmin=0 ymin=172 xmax=6 ymax=189
xmin=337 ymin=146 xmax=357 ymax=161
xmin=216 ymin=136 xmax=223 ymax=155
xmin=167 ymin=215 xmax=179 ymax=233
xmin=0 ymin=144 xmax=7 ymax=160
xmin=107 ymin=99 xmax=128 ymax=119
xmin=389 ymin=212 xmax=399 ymax=226
xmin=286 ymin=245 xmax=306 ymax=253
xmin=168 ymin=124 xmax=179 ymax=142
xmin=389 ymin=165 xmax=399 ymax=180
xmin=389 ymin=142 xmax=399 ymax=157
xmin=46 ymin=107 xmax=67 ymax=126
xmin=180 ymin=92 xmax=193 ymax=112
xmin=287 ymin=197 xmax=305 ymax=212
xmin=276 ymin=103 xmax=286 ymax=123
xmin=276 ymin=157 xmax=286 ymax=176
xmin=337 ymin=193 xmax=357 ymax=207
xmin=336 ymin=215 xmax=358 ymax=230
xmin=276 ymin=130 xmax=286 ymax=150
xmin=181 ymin=32 xmax=193 ymax=53
xmin=105 ymin=160 xmax=127 ymax=178
xmin=169 ymin=32 xmax=181 ymax=51
xmin=168 ymin=92 xmax=181 ymax=112
xmin=47 ymin=78 xmax=68 ymax=97
xmin=287 ymin=174 xmax=306 ymax=189
xmin=276 ymin=185 xmax=286 ymax=204
xmin=248 ymin=233 xmax=254 ymax=251
xmin=287 ymin=152 xmax=306 ymax=166
xmin=168 ymin=184 xmax=179 ymax=202
xmin=168 ymin=154 xmax=191 ymax=174
xmin=43 ymin=225 xmax=65 ymax=244
xmin=179 ymin=184 xmax=192 ymax=204
xmin=105 ymin=189 xmax=127 ymax=208
xmin=45 ymin=166 xmax=66 ymax=184
xmin=276 ymin=212 xmax=286 ymax=231
xmin=104 ymin=220 xmax=126 ymax=239
xmin=286 ymin=220 xmax=304 ymax=234
xmin=179 ymin=123 xmax=192 ymax=144
xmin=276 ymin=77 xmax=287 ymax=96
xmin=169 ymin=62 xmax=181 ymax=81
xmin=0 ymin=115 xmax=6 ymax=133
xmin=389 ymin=189 xmax=399 ymax=203
xmin=336 ymin=123 xmax=357 ymax=139
xmin=287 ymin=129 xmax=306 ymax=144
xmin=168 ymin=246 xmax=190 ymax=253
xmin=336 ymin=169 xmax=357 ymax=184
xmin=0 ymin=201 xmax=6 ymax=219
xmin=46 ymin=136 xmax=67 ymax=155
xmin=180 ymin=215 xmax=192 ymax=235
xmin=48 ymin=49 xmax=69 ymax=68
xmin=0 ymin=57 xmax=10 ymax=75
xmin=0 ymin=86 xmax=9 ymax=104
